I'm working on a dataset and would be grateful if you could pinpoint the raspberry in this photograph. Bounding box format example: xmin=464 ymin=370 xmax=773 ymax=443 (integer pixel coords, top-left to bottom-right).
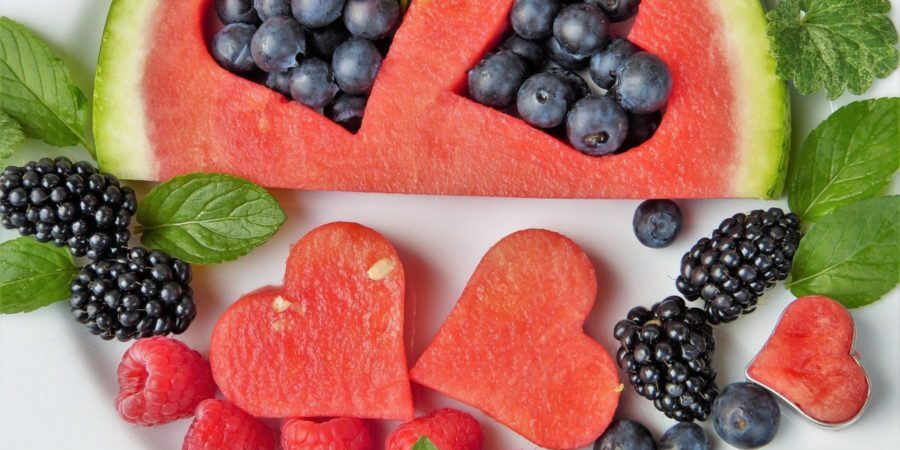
xmin=385 ymin=409 xmax=484 ymax=450
xmin=182 ymin=399 xmax=277 ymax=450
xmin=115 ymin=337 xmax=215 ymax=426
xmin=282 ymin=417 xmax=373 ymax=450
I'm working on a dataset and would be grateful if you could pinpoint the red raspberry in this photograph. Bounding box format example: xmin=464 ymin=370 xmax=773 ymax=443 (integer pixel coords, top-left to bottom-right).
xmin=282 ymin=417 xmax=373 ymax=450
xmin=116 ymin=336 xmax=216 ymax=426
xmin=385 ymin=409 xmax=484 ymax=450
xmin=183 ymin=399 xmax=277 ymax=450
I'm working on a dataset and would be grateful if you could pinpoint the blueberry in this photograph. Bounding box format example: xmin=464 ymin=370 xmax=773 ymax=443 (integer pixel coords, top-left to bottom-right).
xmin=547 ymin=67 xmax=591 ymax=99
xmin=251 ymin=17 xmax=306 ymax=73
xmin=265 ymin=70 xmax=292 ymax=96
xmin=589 ymin=38 xmax=638 ymax=89
xmin=292 ymin=0 xmax=346 ymax=28
xmin=517 ymin=72 xmax=575 ymax=128
xmin=215 ymin=0 xmax=260 ymax=24
xmin=253 ymin=0 xmax=291 ymax=20
xmin=553 ymin=3 xmax=609 ymax=56
xmin=344 ymin=0 xmax=400 ymax=40
xmin=308 ymin=21 xmax=350 ymax=58
xmin=713 ymin=382 xmax=780 ymax=449
xmin=289 ymin=58 xmax=340 ymax=108
xmin=614 ymin=52 xmax=672 ymax=114
xmin=590 ymin=0 xmax=641 ymax=22
xmin=468 ymin=51 xmax=528 ymax=108
xmin=594 ymin=419 xmax=656 ymax=450
xmin=211 ymin=23 xmax=258 ymax=73
xmin=566 ymin=96 xmax=628 ymax=156
xmin=633 ymin=199 xmax=682 ymax=248
xmin=326 ymin=93 xmax=368 ymax=132
xmin=545 ymin=36 xmax=589 ymax=70
xmin=510 ymin=0 xmax=561 ymax=40
xmin=332 ymin=38 xmax=383 ymax=94
xmin=659 ymin=423 xmax=709 ymax=450
xmin=501 ymin=35 xmax=547 ymax=70
xmin=623 ymin=111 xmax=661 ymax=149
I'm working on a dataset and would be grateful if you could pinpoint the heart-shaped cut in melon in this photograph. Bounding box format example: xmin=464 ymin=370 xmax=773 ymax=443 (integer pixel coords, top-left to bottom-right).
xmin=94 ymin=0 xmax=788 ymax=198
xmin=209 ymin=222 xmax=413 ymax=420
xmin=746 ymin=295 xmax=870 ymax=427
xmin=410 ymin=229 xmax=620 ymax=449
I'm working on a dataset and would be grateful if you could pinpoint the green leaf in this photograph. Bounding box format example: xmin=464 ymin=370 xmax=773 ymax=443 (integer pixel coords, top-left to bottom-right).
xmin=0 ymin=110 xmax=23 ymax=158
xmin=0 ymin=237 xmax=79 ymax=313
xmin=0 ymin=17 xmax=92 ymax=151
xmin=411 ymin=437 xmax=439 ymax=450
xmin=767 ymin=0 xmax=899 ymax=99
xmin=137 ymin=173 xmax=287 ymax=264
xmin=787 ymin=98 xmax=900 ymax=223
xmin=788 ymin=196 xmax=899 ymax=308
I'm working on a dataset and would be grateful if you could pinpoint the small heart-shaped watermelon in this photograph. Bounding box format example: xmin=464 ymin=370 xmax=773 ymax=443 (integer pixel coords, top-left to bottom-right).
xmin=410 ymin=229 xmax=620 ymax=449
xmin=746 ymin=295 xmax=870 ymax=426
xmin=210 ymin=222 xmax=413 ymax=420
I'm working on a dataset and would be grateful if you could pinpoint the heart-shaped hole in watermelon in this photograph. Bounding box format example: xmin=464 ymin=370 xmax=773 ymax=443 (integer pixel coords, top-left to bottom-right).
xmin=205 ymin=0 xmax=407 ymax=132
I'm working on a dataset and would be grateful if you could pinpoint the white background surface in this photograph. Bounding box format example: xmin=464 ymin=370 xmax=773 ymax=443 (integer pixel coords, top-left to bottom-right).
xmin=1 ymin=1 xmax=898 ymax=449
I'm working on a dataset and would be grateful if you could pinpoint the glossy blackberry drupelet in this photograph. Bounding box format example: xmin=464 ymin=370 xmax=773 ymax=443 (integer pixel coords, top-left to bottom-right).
xmin=70 ymin=247 xmax=196 ymax=341
xmin=0 ymin=158 xmax=136 ymax=261
xmin=676 ymin=208 xmax=802 ymax=324
xmin=614 ymin=296 xmax=719 ymax=422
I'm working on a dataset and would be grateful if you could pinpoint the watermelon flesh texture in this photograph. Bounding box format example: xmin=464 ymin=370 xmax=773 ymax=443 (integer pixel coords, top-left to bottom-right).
xmin=747 ymin=296 xmax=869 ymax=425
xmin=410 ymin=229 xmax=621 ymax=450
xmin=95 ymin=0 xmax=788 ymax=198
xmin=209 ymin=222 xmax=414 ymax=420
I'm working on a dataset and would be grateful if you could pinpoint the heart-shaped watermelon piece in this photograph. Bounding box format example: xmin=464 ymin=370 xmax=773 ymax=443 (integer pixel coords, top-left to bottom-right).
xmin=746 ymin=295 xmax=870 ymax=427
xmin=410 ymin=229 xmax=620 ymax=449
xmin=94 ymin=0 xmax=788 ymax=198
xmin=209 ymin=222 xmax=413 ymax=420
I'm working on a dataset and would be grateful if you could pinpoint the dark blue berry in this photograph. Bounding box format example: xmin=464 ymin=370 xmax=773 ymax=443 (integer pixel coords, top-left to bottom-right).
xmin=614 ymin=52 xmax=672 ymax=114
xmin=289 ymin=58 xmax=340 ymax=108
xmin=265 ymin=70 xmax=292 ymax=96
xmin=326 ymin=93 xmax=368 ymax=132
xmin=545 ymin=36 xmax=589 ymax=70
xmin=292 ymin=0 xmax=345 ymax=28
xmin=343 ymin=0 xmax=400 ymax=40
xmin=589 ymin=38 xmax=637 ymax=89
xmin=253 ymin=0 xmax=291 ymax=20
xmin=308 ymin=21 xmax=350 ymax=58
xmin=468 ymin=51 xmax=528 ymax=108
xmin=501 ymin=35 xmax=547 ymax=70
xmin=332 ymin=38 xmax=382 ymax=94
xmin=553 ymin=3 xmax=609 ymax=56
xmin=251 ymin=17 xmax=307 ymax=73
xmin=510 ymin=0 xmax=561 ymax=40
xmin=713 ymin=383 xmax=780 ymax=449
xmin=594 ymin=419 xmax=656 ymax=450
xmin=215 ymin=0 xmax=260 ymax=24
xmin=517 ymin=72 xmax=575 ymax=128
xmin=633 ymin=199 xmax=682 ymax=248
xmin=566 ymin=96 xmax=628 ymax=155
xmin=590 ymin=0 xmax=641 ymax=22
xmin=547 ymin=67 xmax=591 ymax=98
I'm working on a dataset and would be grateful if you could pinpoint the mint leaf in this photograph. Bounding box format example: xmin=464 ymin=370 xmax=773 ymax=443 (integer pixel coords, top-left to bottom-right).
xmin=0 ymin=110 xmax=23 ymax=158
xmin=0 ymin=237 xmax=79 ymax=313
xmin=0 ymin=17 xmax=92 ymax=151
xmin=137 ymin=173 xmax=287 ymax=264
xmin=787 ymin=98 xmax=900 ymax=223
xmin=411 ymin=437 xmax=439 ymax=450
xmin=788 ymin=196 xmax=899 ymax=308
xmin=767 ymin=0 xmax=899 ymax=99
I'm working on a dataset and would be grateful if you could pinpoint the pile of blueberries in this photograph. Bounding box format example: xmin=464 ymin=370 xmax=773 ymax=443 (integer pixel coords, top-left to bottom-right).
xmin=468 ymin=0 xmax=671 ymax=156
xmin=211 ymin=0 xmax=403 ymax=132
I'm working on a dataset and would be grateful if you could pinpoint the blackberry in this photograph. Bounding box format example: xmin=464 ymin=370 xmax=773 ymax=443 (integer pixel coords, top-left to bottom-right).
xmin=0 ymin=157 xmax=136 ymax=260
xmin=614 ymin=296 xmax=719 ymax=422
xmin=676 ymin=208 xmax=802 ymax=324
xmin=69 ymin=247 xmax=196 ymax=341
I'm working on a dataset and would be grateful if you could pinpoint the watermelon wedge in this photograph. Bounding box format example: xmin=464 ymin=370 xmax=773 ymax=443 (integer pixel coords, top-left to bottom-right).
xmin=94 ymin=0 xmax=788 ymax=198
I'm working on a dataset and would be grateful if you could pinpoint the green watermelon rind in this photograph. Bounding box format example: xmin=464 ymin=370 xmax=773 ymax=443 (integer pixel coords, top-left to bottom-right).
xmin=94 ymin=0 xmax=157 ymax=179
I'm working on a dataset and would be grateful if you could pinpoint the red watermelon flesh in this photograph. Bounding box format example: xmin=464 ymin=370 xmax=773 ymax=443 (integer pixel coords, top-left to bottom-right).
xmin=409 ymin=229 xmax=620 ymax=449
xmin=209 ymin=222 xmax=414 ymax=420
xmin=746 ymin=296 xmax=869 ymax=425
xmin=95 ymin=0 xmax=788 ymax=198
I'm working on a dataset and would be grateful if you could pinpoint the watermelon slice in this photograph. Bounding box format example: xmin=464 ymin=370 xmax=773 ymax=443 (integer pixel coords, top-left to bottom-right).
xmin=94 ymin=0 xmax=788 ymax=198
xmin=208 ymin=222 xmax=414 ymax=420
xmin=409 ymin=229 xmax=620 ymax=450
